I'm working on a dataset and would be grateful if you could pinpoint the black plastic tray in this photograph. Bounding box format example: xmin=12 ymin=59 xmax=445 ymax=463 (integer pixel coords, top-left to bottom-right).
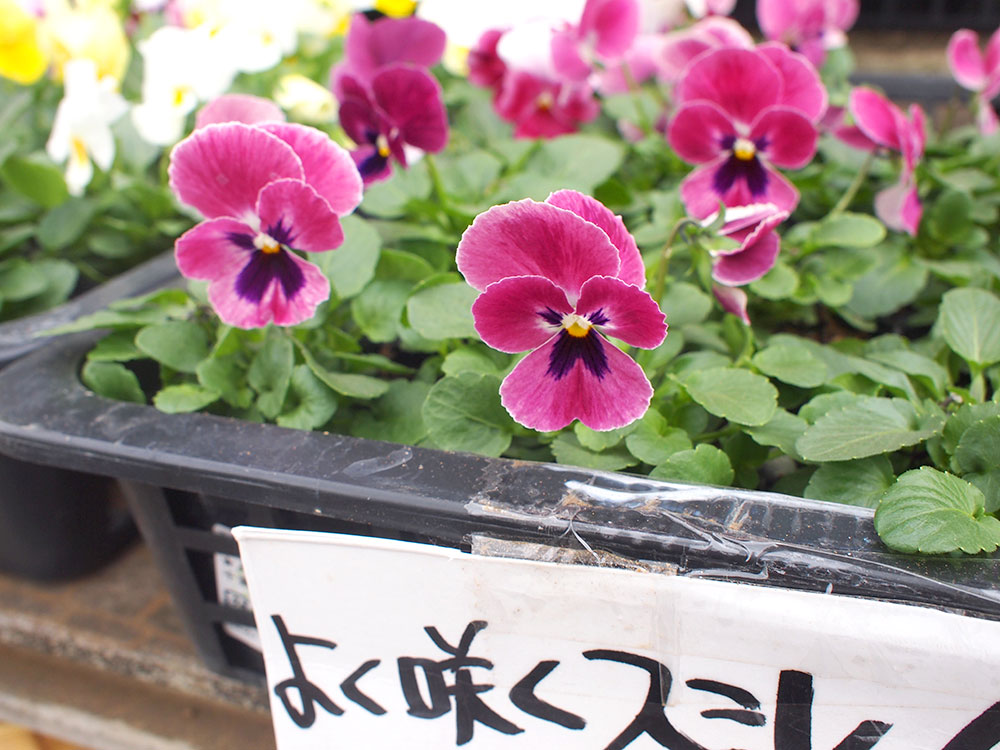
xmin=0 ymin=252 xmax=179 ymax=581
xmin=0 ymin=330 xmax=996 ymax=680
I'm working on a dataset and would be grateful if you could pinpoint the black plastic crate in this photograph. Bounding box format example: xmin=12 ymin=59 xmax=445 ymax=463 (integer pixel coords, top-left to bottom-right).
xmin=0 ymin=332 xmax=997 ymax=682
xmin=0 ymin=252 xmax=179 ymax=581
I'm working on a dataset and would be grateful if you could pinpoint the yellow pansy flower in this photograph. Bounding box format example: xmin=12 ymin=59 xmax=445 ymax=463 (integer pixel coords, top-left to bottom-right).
xmin=41 ymin=0 xmax=130 ymax=83
xmin=0 ymin=0 xmax=48 ymax=84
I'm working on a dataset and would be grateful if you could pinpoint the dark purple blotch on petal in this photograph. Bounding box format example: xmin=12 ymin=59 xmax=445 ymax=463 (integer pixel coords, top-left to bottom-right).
xmin=227 ymin=231 xmax=256 ymax=251
xmin=539 ymin=307 xmax=563 ymax=327
xmin=547 ymin=330 xmax=610 ymax=381
xmin=588 ymin=308 xmax=609 ymax=326
xmin=267 ymin=218 xmax=296 ymax=248
xmin=235 ymin=249 xmax=306 ymax=304
xmin=713 ymin=154 xmax=770 ymax=198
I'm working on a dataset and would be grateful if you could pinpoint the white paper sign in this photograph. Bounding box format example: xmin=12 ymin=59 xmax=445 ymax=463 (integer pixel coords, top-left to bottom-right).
xmin=233 ymin=527 xmax=1000 ymax=750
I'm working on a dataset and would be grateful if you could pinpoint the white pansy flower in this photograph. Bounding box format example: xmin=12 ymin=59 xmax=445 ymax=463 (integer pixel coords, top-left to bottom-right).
xmin=274 ymin=73 xmax=337 ymax=123
xmin=46 ymin=58 xmax=126 ymax=195
xmin=131 ymin=24 xmax=237 ymax=145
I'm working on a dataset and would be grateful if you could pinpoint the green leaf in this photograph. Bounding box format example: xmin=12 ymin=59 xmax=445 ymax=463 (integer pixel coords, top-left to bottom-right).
xmin=277 ymin=365 xmax=338 ymax=430
xmin=927 ymin=189 xmax=974 ymax=244
xmin=438 ymin=150 xmax=503 ymax=199
xmin=352 ymin=380 xmax=431 ymax=444
xmin=804 ymin=456 xmax=894 ymax=509
xmin=752 ymin=344 xmax=828 ymax=388
xmin=967 ymin=470 xmax=1000 ymax=514
xmin=81 ymin=361 xmax=146 ymax=404
xmin=359 ymin=161 xmax=431 ymax=218
xmin=866 ymin=349 xmax=949 ymax=400
xmin=809 ymin=212 xmax=886 ymax=248
xmin=954 ymin=416 xmax=1000 ymax=475
xmin=846 ymin=249 xmax=928 ymax=319
xmin=874 ymin=467 xmax=1000 ymax=554
xmin=659 ymin=282 xmax=712 ymax=327
xmin=1 ymin=153 xmax=69 ymax=207
xmin=0 ymin=260 xmax=48 ymax=301
xmin=153 ymin=384 xmax=220 ymax=414
xmin=798 ymin=391 xmax=863 ymax=424
xmin=749 ymin=261 xmax=798 ymax=300
xmin=942 ymin=402 xmax=1000 ymax=454
xmin=406 ymin=282 xmax=478 ymax=340
xmin=574 ymin=422 xmax=631 ymax=452
xmin=625 ymin=409 xmax=693 ymax=465
xmin=351 ymin=280 xmax=410 ymax=343
xmin=295 ymin=341 xmax=391 ymax=400
xmin=36 ymin=198 xmax=95 ymax=250
xmin=87 ymin=330 xmax=143 ymax=362
xmin=938 ymin=287 xmax=1000 ymax=367
xmin=681 ymin=367 xmax=778 ymax=426
xmin=197 ymin=355 xmax=254 ymax=409
xmin=135 ymin=321 xmax=209 ymax=374
xmin=650 ymin=444 xmax=734 ymax=485
xmin=422 ymin=372 xmax=513 ymax=457
xmin=551 ymin=433 xmax=636 ymax=472
xmin=796 ymin=397 xmax=944 ymax=462
xmin=526 ymin=135 xmax=625 ymax=192
xmin=746 ymin=408 xmax=807 ymax=459
xmin=247 ymin=333 xmax=294 ymax=418
xmin=442 ymin=346 xmax=505 ymax=377
xmin=312 ymin=214 xmax=381 ymax=299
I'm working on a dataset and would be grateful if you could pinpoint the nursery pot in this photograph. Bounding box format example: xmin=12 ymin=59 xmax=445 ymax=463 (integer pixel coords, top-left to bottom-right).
xmin=0 ymin=252 xmax=179 ymax=581
xmin=0 ymin=330 xmax=995 ymax=682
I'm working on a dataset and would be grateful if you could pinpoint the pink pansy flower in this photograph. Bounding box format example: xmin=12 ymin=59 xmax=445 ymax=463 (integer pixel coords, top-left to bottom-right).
xmin=336 ymin=65 xmax=449 ymax=184
xmin=947 ymin=28 xmax=1000 ymax=135
xmin=330 ymin=14 xmax=446 ymax=93
xmin=494 ymin=70 xmax=600 ymax=139
xmin=756 ymin=0 xmax=859 ymax=69
xmin=705 ymin=202 xmax=789 ymax=286
xmin=458 ymin=190 xmax=666 ymax=432
xmin=169 ymin=122 xmax=363 ymax=328
xmin=550 ymin=0 xmax=641 ymax=82
xmin=194 ymin=93 xmax=285 ymax=129
xmin=667 ymin=45 xmax=825 ymax=219
xmin=844 ymin=86 xmax=926 ymax=236
xmin=684 ymin=0 xmax=736 ymax=19
xmin=657 ymin=16 xmax=753 ymax=85
xmin=468 ymin=28 xmax=508 ymax=93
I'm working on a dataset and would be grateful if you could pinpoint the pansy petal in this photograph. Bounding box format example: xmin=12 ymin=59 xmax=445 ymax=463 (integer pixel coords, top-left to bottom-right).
xmin=757 ymin=42 xmax=827 ymax=122
xmin=195 ymin=94 xmax=285 ymax=129
xmin=755 ymin=0 xmax=797 ymax=42
xmin=712 ymin=284 xmax=750 ymax=324
xmin=210 ymin=251 xmax=330 ymax=329
xmin=551 ymin=29 xmax=593 ymax=81
xmin=575 ymin=276 xmax=666 ymax=348
xmin=948 ymin=29 xmax=987 ymax=91
xmin=169 ymin=123 xmax=303 ymax=222
xmin=581 ymin=0 xmax=640 ymax=59
xmin=680 ymin=158 xmax=799 ymax=218
xmin=675 ymin=47 xmax=782 ymax=125
xmin=255 ymin=179 xmax=344 ymax=253
xmin=751 ymin=106 xmax=818 ymax=168
xmin=712 ymin=228 xmax=779 ymax=284
xmin=713 ymin=202 xmax=787 ymax=236
xmin=457 ymin=199 xmax=621 ymax=296
xmin=849 ymin=87 xmax=902 ymax=150
xmin=345 ymin=14 xmax=446 ymax=83
xmin=875 ymin=180 xmax=921 ymax=236
xmin=546 ymin=189 xmax=646 ymax=288
xmin=259 ymin=123 xmax=363 ymax=216
xmin=668 ymin=101 xmax=735 ymax=164
xmin=175 ymin=217 xmax=255 ymax=282
xmin=371 ymin=66 xmax=450 ymax=153
xmin=471 ymin=276 xmax=573 ymax=353
xmin=500 ymin=336 xmax=653 ymax=432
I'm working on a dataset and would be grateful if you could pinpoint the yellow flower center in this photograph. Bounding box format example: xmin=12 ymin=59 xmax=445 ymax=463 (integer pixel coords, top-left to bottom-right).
xmin=562 ymin=313 xmax=592 ymax=338
xmin=172 ymin=85 xmax=190 ymax=108
xmin=70 ymin=136 xmax=88 ymax=166
xmin=374 ymin=0 xmax=416 ymax=17
xmin=254 ymin=233 xmax=281 ymax=255
xmin=376 ymin=133 xmax=390 ymax=158
xmin=732 ymin=137 xmax=756 ymax=161
xmin=536 ymin=91 xmax=554 ymax=112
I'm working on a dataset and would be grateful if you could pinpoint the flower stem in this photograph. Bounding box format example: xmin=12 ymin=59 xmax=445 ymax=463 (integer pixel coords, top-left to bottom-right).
xmin=829 ymin=150 xmax=875 ymax=216
xmin=422 ymin=153 xmax=454 ymax=227
xmin=621 ymin=62 xmax=653 ymax=137
xmin=651 ymin=218 xmax=697 ymax=305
